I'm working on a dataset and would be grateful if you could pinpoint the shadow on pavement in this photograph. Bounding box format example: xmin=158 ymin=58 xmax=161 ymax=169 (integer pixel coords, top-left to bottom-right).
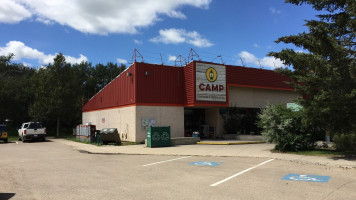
xmin=329 ymin=155 xmax=356 ymax=161
xmin=0 ymin=193 xmax=15 ymax=200
xmin=22 ymin=140 xmax=53 ymax=143
xmin=0 ymin=140 xmax=54 ymax=144
xmin=0 ymin=142 xmax=11 ymax=145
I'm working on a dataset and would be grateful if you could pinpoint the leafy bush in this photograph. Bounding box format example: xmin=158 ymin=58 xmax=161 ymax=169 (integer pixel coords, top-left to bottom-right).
xmin=258 ymin=104 xmax=319 ymax=152
xmin=333 ymin=132 xmax=356 ymax=152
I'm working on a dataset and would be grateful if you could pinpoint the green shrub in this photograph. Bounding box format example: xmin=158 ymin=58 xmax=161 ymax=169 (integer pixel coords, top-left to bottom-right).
xmin=333 ymin=132 xmax=356 ymax=152
xmin=258 ymin=104 xmax=319 ymax=152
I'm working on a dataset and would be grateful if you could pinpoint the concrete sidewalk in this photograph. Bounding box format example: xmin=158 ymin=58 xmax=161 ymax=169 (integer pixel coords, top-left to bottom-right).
xmin=51 ymin=138 xmax=356 ymax=169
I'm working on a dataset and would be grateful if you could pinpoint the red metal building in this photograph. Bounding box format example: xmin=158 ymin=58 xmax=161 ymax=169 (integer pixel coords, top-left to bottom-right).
xmin=82 ymin=61 xmax=296 ymax=142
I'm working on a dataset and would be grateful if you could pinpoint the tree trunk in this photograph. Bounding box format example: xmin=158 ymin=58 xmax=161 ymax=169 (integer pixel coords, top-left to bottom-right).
xmin=56 ymin=118 xmax=60 ymax=137
xmin=325 ymin=130 xmax=330 ymax=143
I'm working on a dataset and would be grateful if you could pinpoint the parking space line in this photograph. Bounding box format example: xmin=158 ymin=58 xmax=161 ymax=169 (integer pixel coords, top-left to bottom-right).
xmin=143 ymin=156 xmax=192 ymax=167
xmin=210 ymin=159 xmax=274 ymax=187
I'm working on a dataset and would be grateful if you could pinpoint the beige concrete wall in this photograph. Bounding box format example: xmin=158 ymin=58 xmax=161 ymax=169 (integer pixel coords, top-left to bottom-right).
xmin=136 ymin=106 xmax=184 ymax=143
xmin=82 ymin=106 xmax=136 ymax=142
xmin=229 ymin=86 xmax=299 ymax=108
xmin=205 ymin=108 xmax=224 ymax=138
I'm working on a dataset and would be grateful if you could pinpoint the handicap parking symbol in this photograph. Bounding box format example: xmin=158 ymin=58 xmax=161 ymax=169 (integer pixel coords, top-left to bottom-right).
xmin=189 ymin=161 xmax=223 ymax=166
xmin=282 ymin=173 xmax=331 ymax=183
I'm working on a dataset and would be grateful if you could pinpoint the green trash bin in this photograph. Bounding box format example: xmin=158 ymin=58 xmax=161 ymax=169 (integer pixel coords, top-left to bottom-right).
xmin=95 ymin=130 xmax=102 ymax=144
xmin=100 ymin=128 xmax=121 ymax=145
xmin=147 ymin=126 xmax=170 ymax=147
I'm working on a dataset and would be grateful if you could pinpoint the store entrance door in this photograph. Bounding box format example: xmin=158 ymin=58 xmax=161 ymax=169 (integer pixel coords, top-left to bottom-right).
xmin=184 ymin=108 xmax=205 ymax=137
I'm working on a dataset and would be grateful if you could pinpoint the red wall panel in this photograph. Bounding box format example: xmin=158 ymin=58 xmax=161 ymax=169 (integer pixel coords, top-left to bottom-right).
xmin=226 ymin=65 xmax=293 ymax=91
xmin=135 ymin=63 xmax=184 ymax=105
xmin=183 ymin=62 xmax=195 ymax=105
xmin=82 ymin=65 xmax=136 ymax=112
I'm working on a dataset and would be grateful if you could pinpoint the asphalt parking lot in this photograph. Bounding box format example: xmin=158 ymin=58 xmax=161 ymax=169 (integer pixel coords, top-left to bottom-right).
xmin=1 ymin=141 xmax=356 ymax=200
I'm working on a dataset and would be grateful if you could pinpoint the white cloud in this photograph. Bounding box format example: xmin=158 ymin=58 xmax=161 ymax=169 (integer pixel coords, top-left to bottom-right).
xmin=133 ymin=39 xmax=143 ymax=45
xmin=260 ymin=56 xmax=284 ymax=68
xmin=253 ymin=43 xmax=260 ymax=48
xmin=0 ymin=0 xmax=32 ymax=23
xmin=8 ymin=0 xmax=211 ymax=35
xmin=35 ymin=16 xmax=53 ymax=25
xmin=117 ymin=58 xmax=127 ymax=64
xmin=269 ymin=7 xmax=281 ymax=14
xmin=166 ymin=10 xmax=186 ymax=19
xmin=22 ymin=62 xmax=31 ymax=67
xmin=65 ymin=54 xmax=88 ymax=64
xmin=296 ymin=49 xmax=308 ymax=53
xmin=0 ymin=41 xmax=87 ymax=64
xmin=238 ymin=51 xmax=284 ymax=69
xmin=151 ymin=29 xmax=185 ymax=44
xmin=239 ymin=51 xmax=258 ymax=64
xmin=150 ymin=28 xmax=213 ymax=48
xmin=168 ymin=55 xmax=177 ymax=62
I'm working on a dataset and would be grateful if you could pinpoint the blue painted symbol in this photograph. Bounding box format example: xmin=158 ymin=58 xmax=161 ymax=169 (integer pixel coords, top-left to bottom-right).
xmin=189 ymin=161 xmax=223 ymax=166
xmin=282 ymin=173 xmax=331 ymax=183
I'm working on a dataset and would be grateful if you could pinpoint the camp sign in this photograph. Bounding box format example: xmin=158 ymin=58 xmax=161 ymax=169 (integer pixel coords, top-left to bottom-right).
xmin=196 ymin=63 xmax=226 ymax=102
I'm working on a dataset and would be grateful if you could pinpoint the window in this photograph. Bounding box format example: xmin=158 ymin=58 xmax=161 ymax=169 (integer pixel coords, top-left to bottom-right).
xmin=28 ymin=122 xmax=43 ymax=129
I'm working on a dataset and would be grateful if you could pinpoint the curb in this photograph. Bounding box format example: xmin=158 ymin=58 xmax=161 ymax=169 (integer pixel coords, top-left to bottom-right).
xmin=196 ymin=141 xmax=265 ymax=145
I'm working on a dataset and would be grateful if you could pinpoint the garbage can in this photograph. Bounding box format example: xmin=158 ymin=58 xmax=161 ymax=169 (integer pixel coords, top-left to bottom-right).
xmin=100 ymin=128 xmax=121 ymax=145
xmin=90 ymin=134 xmax=96 ymax=143
xmin=147 ymin=126 xmax=170 ymax=147
xmin=94 ymin=130 xmax=101 ymax=144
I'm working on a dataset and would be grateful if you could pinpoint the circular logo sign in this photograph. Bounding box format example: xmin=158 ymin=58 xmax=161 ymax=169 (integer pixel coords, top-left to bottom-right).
xmin=152 ymin=132 xmax=160 ymax=141
xmin=206 ymin=67 xmax=217 ymax=82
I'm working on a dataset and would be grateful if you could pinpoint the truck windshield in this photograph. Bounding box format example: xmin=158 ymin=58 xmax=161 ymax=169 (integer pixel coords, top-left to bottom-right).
xmin=0 ymin=125 xmax=6 ymax=132
xmin=29 ymin=123 xmax=42 ymax=129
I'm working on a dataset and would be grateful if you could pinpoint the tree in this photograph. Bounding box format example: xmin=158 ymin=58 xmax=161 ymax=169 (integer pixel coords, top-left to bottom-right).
xmin=258 ymin=104 xmax=318 ymax=151
xmin=269 ymin=0 xmax=356 ymax=136
xmin=92 ymin=62 xmax=126 ymax=94
xmin=72 ymin=61 xmax=95 ymax=104
xmin=0 ymin=54 xmax=35 ymax=125
xmin=30 ymin=54 xmax=82 ymax=136
xmin=72 ymin=61 xmax=126 ymax=104
xmin=1 ymin=52 xmax=127 ymax=136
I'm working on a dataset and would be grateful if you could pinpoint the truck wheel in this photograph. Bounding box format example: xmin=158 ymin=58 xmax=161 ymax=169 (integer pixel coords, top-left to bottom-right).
xmin=18 ymin=136 xmax=22 ymax=141
xmin=4 ymin=139 xmax=8 ymax=143
xmin=42 ymin=137 xmax=46 ymax=142
xmin=22 ymin=134 xmax=25 ymax=143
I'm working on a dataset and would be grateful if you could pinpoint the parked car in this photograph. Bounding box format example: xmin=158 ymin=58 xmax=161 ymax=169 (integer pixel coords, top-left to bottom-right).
xmin=0 ymin=124 xmax=8 ymax=143
xmin=18 ymin=122 xmax=46 ymax=142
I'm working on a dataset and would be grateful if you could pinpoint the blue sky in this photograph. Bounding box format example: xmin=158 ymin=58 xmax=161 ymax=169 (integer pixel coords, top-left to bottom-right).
xmin=0 ymin=0 xmax=320 ymax=69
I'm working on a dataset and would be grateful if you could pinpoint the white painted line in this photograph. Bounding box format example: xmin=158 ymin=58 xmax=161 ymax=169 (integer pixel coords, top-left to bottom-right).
xmin=210 ymin=158 xmax=274 ymax=187
xmin=143 ymin=156 xmax=192 ymax=167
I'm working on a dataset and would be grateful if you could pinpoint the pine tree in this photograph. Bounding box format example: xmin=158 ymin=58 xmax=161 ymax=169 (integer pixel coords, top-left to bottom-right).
xmin=269 ymin=0 xmax=356 ymax=134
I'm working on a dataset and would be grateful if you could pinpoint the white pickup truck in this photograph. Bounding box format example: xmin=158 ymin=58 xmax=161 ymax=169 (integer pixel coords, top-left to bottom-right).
xmin=18 ymin=122 xmax=46 ymax=142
